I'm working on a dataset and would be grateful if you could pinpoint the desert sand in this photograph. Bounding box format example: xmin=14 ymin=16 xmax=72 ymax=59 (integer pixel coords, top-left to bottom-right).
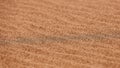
xmin=0 ymin=0 xmax=120 ymax=68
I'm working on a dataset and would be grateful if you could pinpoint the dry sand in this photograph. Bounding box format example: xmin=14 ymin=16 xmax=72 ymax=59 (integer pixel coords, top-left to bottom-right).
xmin=0 ymin=0 xmax=120 ymax=68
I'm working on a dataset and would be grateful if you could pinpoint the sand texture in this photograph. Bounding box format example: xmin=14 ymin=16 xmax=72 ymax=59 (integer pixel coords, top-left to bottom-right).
xmin=0 ymin=0 xmax=120 ymax=68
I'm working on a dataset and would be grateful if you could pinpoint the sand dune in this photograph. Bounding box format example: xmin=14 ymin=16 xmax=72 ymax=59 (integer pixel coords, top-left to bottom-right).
xmin=0 ymin=0 xmax=120 ymax=68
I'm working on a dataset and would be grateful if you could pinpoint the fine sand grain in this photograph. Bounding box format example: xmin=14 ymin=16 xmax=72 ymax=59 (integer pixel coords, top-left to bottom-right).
xmin=0 ymin=0 xmax=120 ymax=68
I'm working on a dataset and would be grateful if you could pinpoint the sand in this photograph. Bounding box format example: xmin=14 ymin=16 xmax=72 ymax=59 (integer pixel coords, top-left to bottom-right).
xmin=0 ymin=0 xmax=120 ymax=68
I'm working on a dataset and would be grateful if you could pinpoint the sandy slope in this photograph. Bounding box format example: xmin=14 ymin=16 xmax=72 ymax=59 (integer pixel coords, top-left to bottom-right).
xmin=0 ymin=0 xmax=120 ymax=68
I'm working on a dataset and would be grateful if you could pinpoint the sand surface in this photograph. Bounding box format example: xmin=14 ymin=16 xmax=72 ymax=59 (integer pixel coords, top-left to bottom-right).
xmin=0 ymin=0 xmax=120 ymax=68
